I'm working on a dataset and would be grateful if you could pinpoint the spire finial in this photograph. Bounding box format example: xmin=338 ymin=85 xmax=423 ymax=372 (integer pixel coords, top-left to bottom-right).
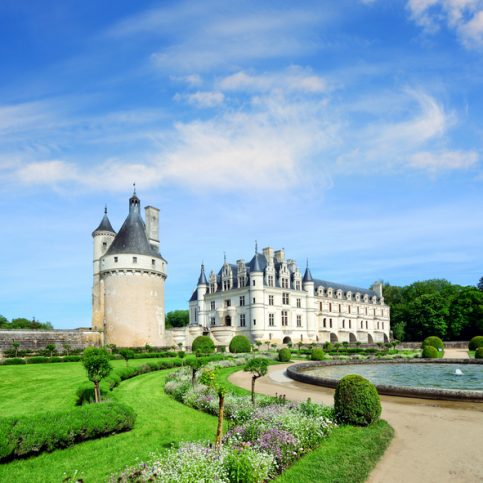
xmin=133 ymin=182 xmax=136 ymax=195
xmin=104 ymin=205 xmax=108 ymax=214
xmin=255 ymin=240 xmax=258 ymax=254
xmin=224 ymin=251 xmax=227 ymax=264
xmin=306 ymin=258 xmax=309 ymax=269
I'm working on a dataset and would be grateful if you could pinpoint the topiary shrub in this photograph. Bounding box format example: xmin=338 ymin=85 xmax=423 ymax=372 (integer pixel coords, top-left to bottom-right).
xmin=422 ymin=336 xmax=444 ymax=358
xmin=475 ymin=347 xmax=483 ymax=359
xmin=469 ymin=336 xmax=483 ymax=351
xmin=278 ymin=348 xmax=291 ymax=362
xmin=334 ymin=374 xmax=381 ymax=426
xmin=229 ymin=335 xmax=252 ymax=354
xmin=310 ymin=348 xmax=325 ymax=361
xmin=323 ymin=342 xmax=333 ymax=352
xmin=422 ymin=346 xmax=439 ymax=359
xmin=191 ymin=336 xmax=215 ymax=355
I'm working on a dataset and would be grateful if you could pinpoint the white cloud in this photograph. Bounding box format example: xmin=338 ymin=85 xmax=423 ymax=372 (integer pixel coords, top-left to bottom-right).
xmin=409 ymin=149 xmax=479 ymax=171
xmin=217 ymin=67 xmax=328 ymax=94
xmin=407 ymin=0 xmax=483 ymax=47
xmin=176 ymin=91 xmax=225 ymax=108
xmin=16 ymin=160 xmax=79 ymax=184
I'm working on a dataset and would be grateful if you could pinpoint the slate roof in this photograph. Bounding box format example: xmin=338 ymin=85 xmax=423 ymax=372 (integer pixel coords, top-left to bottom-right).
xmin=313 ymin=279 xmax=376 ymax=297
xmin=105 ymin=193 xmax=164 ymax=260
xmin=92 ymin=209 xmax=115 ymax=235
xmin=303 ymin=266 xmax=313 ymax=283
xmin=198 ymin=264 xmax=208 ymax=285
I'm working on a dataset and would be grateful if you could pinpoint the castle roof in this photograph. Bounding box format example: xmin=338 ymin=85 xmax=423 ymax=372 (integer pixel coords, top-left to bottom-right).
xmin=303 ymin=264 xmax=313 ymax=283
xmin=92 ymin=208 xmax=115 ymax=235
xmin=313 ymin=279 xmax=376 ymax=298
xmin=105 ymin=192 xmax=164 ymax=259
xmin=198 ymin=264 xmax=208 ymax=285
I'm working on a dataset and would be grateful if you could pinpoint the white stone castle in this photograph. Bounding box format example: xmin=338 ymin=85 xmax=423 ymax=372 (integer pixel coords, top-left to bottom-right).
xmin=188 ymin=246 xmax=391 ymax=346
xmin=91 ymin=192 xmax=390 ymax=348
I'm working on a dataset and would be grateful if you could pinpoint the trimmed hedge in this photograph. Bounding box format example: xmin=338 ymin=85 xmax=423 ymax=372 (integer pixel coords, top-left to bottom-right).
xmin=311 ymin=348 xmax=326 ymax=361
xmin=422 ymin=346 xmax=439 ymax=359
xmin=0 ymin=401 xmax=135 ymax=462
xmin=229 ymin=335 xmax=252 ymax=354
xmin=334 ymin=375 xmax=381 ymax=426
xmin=278 ymin=348 xmax=291 ymax=362
xmin=469 ymin=336 xmax=483 ymax=351
xmin=422 ymin=336 xmax=444 ymax=358
xmin=192 ymin=336 xmax=215 ymax=354
xmin=0 ymin=355 xmax=82 ymax=365
xmin=475 ymin=347 xmax=483 ymax=359
xmin=1 ymin=358 xmax=26 ymax=365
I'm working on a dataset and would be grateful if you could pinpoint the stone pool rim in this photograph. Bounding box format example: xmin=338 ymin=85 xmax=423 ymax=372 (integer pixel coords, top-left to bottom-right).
xmin=286 ymin=359 xmax=483 ymax=402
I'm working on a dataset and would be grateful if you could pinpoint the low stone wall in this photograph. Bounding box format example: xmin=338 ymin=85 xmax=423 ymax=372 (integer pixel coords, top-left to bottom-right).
xmin=0 ymin=330 xmax=103 ymax=355
xmin=286 ymin=359 xmax=483 ymax=402
xmin=398 ymin=341 xmax=469 ymax=349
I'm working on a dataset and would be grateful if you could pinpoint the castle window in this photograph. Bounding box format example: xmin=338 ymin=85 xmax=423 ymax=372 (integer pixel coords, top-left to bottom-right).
xmin=282 ymin=292 xmax=289 ymax=305
xmin=365 ymin=307 xmax=368 ymax=315
xmin=133 ymin=257 xmax=137 ymax=264
xmin=268 ymin=275 xmax=274 ymax=287
xmin=210 ymin=317 xmax=215 ymax=325
xmin=269 ymin=314 xmax=275 ymax=326
xmin=194 ymin=308 xmax=197 ymax=323
xmin=102 ymin=242 xmax=107 ymax=249
xmin=114 ymin=257 xmax=118 ymax=263
xmin=281 ymin=311 xmax=288 ymax=326
xmin=296 ymin=298 xmax=301 ymax=308
xmin=348 ymin=306 xmax=351 ymax=314
xmin=382 ymin=322 xmax=384 ymax=330
xmin=269 ymin=295 xmax=274 ymax=306
xmin=252 ymin=280 xmax=256 ymax=286
xmin=342 ymin=320 xmax=345 ymax=328
xmin=225 ymin=299 xmax=231 ymax=307
xmin=152 ymin=259 xmax=155 ymax=267
xmin=296 ymin=315 xmax=302 ymax=327
xmin=330 ymin=318 xmax=333 ymax=328
xmin=239 ymin=276 xmax=245 ymax=287
xmin=240 ymin=296 xmax=245 ymax=306
xmin=361 ymin=321 xmax=364 ymax=329
xmin=295 ymin=281 xmax=301 ymax=290
xmin=366 ymin=320 xmax=368 ymax=329
xmin=319 ymin=302 xmax=323 ymax=311
xmin=339 ymin=304 xmax=341 ymax=313
xmin=281 ymin=278 xmax=289 ymax=289
xmin=374 ymin=308 xmax=376 ymax=316
xmin=323 ymin=318 xmax=326 ymax=328
xmin=210 ymin=283 xmax=216 ymax=293
xmin=349 ymin=320 xmax=351 ymax=329
xmin=239 ymin=314 xmax=246 ymax=327
xmin=210 ymin=301 xmax=215 ymax=310
xmin=329 ymin=303 xmax=332 ymax=312
xmin=253 ymin=297 xmax=256 ymax=304
xmin=253 ymin=319 xmax=256 ymax=325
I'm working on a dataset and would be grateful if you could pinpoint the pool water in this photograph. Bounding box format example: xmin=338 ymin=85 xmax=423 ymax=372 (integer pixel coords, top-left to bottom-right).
xmin=306 ymin=363 xmax=483 ymax=392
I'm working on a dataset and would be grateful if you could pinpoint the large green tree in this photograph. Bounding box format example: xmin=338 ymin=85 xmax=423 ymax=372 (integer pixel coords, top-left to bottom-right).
xmin=165 ymin=310 xmax=189 ymax=328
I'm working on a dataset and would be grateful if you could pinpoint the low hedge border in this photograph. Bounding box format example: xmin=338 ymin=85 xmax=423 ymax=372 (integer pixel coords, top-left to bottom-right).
xmin=287 ymin=359 xmax=483 ymax=402
xmin=0 ymin=401 xmax=135 ymax=462
xmin=0 ymin=356 xmax=82 ymax=365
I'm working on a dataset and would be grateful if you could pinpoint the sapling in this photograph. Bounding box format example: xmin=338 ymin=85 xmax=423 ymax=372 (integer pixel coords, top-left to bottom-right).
xmin=82 ymin=347 xmax=112 ymax=403
xmin=244 ymin=357 xmax=269 ymax=406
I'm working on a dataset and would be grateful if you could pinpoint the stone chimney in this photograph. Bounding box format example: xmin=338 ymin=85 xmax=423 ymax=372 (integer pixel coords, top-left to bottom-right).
xmin=274 ymin=249 xmax=285 ymax=263
xmin=145 ymin=206 xmax=160 ymax=250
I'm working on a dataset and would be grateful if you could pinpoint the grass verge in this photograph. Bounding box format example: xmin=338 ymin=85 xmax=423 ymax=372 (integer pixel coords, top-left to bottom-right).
xmin=275 ymin=420 xmax=394 ymax=483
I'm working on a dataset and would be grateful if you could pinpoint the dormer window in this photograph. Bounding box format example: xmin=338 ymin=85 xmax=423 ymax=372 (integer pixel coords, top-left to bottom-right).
xmin=152 ymin=259 xmax=155 ymax=267
xmin=114 ymin=257 xmax=118 ymax=263
xmin=133 ymin=257 xmax=137 ymax=264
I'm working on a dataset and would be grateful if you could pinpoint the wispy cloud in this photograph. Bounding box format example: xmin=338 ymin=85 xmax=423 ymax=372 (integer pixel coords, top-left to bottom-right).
xmin=175 ymin=91 xmax=225 ymax=108
xmin=410 ymin=149 xmax=479 ymax=171
xmin=407 ymin=0 xmax=483 ymax=48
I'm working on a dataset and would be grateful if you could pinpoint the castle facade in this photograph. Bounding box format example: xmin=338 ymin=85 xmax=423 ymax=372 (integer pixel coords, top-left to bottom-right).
xmin=189 ymin=246 xmax=390 ymax=346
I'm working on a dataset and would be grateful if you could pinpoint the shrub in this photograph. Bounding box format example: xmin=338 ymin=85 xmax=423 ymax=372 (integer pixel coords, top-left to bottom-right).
xmin=1 ymin=358 xmax=26 ymax=365
xmin=469 ymin=336 xmax=483 ymax=351
xmin=63 ymin=355 xmax=81 ymax=362
xmin=475 ymin=347 xmax=483 ymax=359
xmin=334 ymin=374 xmax=381 ymax=426
xmin=224 ymin=447 xmax=274 ymax=483
xmin=82 ymin=347 xmax=112 ymax=403
xmin=192 ymin=336 xmax=215 ymax=355
xmin=310 ymin=348 xmax=325 ymax=361
xmin=0 ymin=401 xmax=135 ymax=462
xmin=50 ymin=356 xmax=62 ymax=363
xmin=323 ymin=342 xmax=333 ymax=352
xmin=422 ymin=336 xmax=444 ymax=357
xmin=229 ymin=335 xmax=252 ymax=354
xmin=278 ymin=348 xmax=291 ymax=362
xmin=422 ymin=346 xmax=439 ymax=358
xmin=27 ymin=356 xmax=50 ymax=364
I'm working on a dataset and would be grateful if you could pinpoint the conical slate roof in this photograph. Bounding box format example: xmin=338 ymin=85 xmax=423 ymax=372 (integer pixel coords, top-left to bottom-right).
xmin=92 ymin=208 xmax=115 ymax=235
xmin=105 ymin=193 xmax=162 ymax=259
xmin=303 ymin=264 xmax=313 ymax=283
xmin=198 ymin=264 xmax=208 ymax=285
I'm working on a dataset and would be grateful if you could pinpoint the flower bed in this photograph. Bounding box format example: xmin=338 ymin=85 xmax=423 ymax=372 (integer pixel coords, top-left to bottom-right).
xmin=115 ymin=359 xmax=336 ymax=482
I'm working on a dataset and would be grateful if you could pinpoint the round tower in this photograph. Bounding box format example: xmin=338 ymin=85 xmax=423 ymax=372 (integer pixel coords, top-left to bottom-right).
xmin=92 ymin=207 xmax=116 ymax=331
xmin=96 ymin=190 xmax=168 ymax=347
xmin=249 ymin=247 xmax=265 ymax=342
xmin=303 ymin=261 xmax=316 ymax=341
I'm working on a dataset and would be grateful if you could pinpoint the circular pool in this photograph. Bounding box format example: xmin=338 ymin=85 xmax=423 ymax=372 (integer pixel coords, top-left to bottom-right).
xmin=287 ymin=360 xmax=483 ymax=401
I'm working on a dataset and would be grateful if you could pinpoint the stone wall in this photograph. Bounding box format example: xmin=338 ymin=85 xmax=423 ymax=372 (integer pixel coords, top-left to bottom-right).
xmin=0 ymin=329 xmax=103 ymax=355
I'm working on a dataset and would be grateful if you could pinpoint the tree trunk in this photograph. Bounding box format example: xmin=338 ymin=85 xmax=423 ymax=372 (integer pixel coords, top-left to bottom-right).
xmin=94 ymin=382 xmax=100 ymax=403
xmin=192 ymin=367 xmax=196 ymax=386
xmin=215 ymin=393 xmax=225 ymax=449
xmin=251 ymin=376 xmax=256 ymax=406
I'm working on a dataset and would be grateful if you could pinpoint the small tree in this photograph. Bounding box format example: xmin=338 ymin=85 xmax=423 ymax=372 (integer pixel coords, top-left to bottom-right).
xmin=355 ymin=341 xmax=362 ymax=348
xmin=11 ymin=340 xmax=20 ymax=358
xmin=342 ymin=341 xmax=349 ymax=349
xmin=270 ymin=343 xmax=278 ymax=350
xmin=244 ymin=358 xmax=269 ymax=406
xmin=297 ymin=341 xmax=303 ymax=352
xmin=187 ymin=357 xmax=206 ymax=386
xmin=46 ymin=344 xmax=56 ymax=357
xmin=119 ymin=348 xmax=135 ymax=367
xmin=255 ymin=341 xmax=263 ymax=349
xmin=82 ymin=347 xmax=112 ymax=403
xmin=200 ymin=369 xmax=226 ymax=449
xmin=377 ymin=342 xmax=383 ymax=350
xmin=334 ymin=342 xmax=341 ymax=353
xmin=265 ymin=340 xmax=271 ymax=351
xmin=145 ymin=344 xmax=153 ymax=353
xmin=62 ymin=343 xmax=71 ymax=355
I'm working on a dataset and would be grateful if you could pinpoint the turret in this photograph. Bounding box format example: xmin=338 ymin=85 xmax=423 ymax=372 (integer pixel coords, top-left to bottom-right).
xmin=303 ymin=260 xmax=316 ymax=339
xmin=195 ymin=264 xmax=208 ymax=327
xmin=249 ymin=243 xmax=265 ymax=331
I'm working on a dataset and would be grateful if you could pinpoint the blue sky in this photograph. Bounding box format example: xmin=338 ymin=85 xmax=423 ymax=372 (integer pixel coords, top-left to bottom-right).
xmin=1 ymin=0 xmax=482 ymax=328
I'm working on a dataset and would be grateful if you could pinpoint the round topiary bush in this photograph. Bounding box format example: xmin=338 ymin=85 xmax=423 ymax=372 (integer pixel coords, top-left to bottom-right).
xmin=278 ymin=348 xmax=291 ymax=362
xmin=422 ymin=336 xmax=444 ymax=358
xmin=469 ymin=336 xmax=483 ymax=351
xmin=422 ymin=345 xmax=439 ymax=358
xmin=334 ymin=374 xmax=381 ymax=426
xmin=475 ymin=347 xmax=483 ymax=359
xmin=191 ymin=336 xmax=215 ymax=355
xmin=229 ymin=335 xmax=252 ymax=354
xmin=310 ymin=348 xmax=325 ymax=361
xmin=323 ymin=342 xmax=333 ymax=352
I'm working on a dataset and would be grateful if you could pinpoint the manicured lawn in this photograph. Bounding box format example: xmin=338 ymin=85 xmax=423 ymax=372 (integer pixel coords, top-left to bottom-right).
xmin=0 ymin=365 xmax=220 ymax=482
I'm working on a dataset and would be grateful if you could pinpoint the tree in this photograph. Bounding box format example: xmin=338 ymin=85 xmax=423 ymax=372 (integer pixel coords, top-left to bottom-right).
xmin=81 ymin=347 xmax=112 ymax=403
xmin=165 ymin=310 xmax=189 ymax=328
xmin=0 ymin=315 xmax=8 ymax=329
xmin=244 ymin=358 xmax=269 ymax=406
xmin=119 ymin=348 xmax=135 ymax=367
xmin=478 ymin=277 xmax=483 ymax=292
xmin=186 ymin=357 xmax=206 ymax=386
xmin=62 ymin=343 xmax=71 ymax=355
xmin=200 ymin=369 xmax=226 ymax=449
xmin=46 ymin=344 xmax=56 ymax=357
xmin=11 ymin=340 xmax=20 ymax=357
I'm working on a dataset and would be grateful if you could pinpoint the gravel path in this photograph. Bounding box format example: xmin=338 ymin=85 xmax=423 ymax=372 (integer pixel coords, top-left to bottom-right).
xmin=230 ymin=357 xmax=483 ymax=483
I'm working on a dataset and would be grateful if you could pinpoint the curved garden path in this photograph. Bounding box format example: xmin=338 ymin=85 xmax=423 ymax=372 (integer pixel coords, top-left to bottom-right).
xmin=230 ymin=358 xmax=483 ymax=483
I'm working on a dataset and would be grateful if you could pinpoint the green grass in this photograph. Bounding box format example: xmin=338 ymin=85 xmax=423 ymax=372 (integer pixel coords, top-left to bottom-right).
xmin=275 ymin=420 xmax=394 ymax=483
